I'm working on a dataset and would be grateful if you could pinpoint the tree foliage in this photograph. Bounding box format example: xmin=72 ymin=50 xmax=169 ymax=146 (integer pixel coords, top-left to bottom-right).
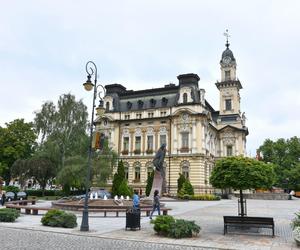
xmin=11 ymin=154 xmax=57 ymax=195
xmin=259 ymin=137 xmax=300 ymax=190
xmin=92 ymin=139 xmax=118 ymax=187
xmin=210 ymin=156 xmax=275 ymax=190
xmin=56 ymin=155 xmax=87 ymax=193
xmin=34 ymin=93 xmax=89 ymax=169
xmin=146 ymin=170 xmax=154 ymax=196
xmin=111 ymin=160 xmax=131 ymax=196
xmin=0 ymin=119 xmax=37 ymax=184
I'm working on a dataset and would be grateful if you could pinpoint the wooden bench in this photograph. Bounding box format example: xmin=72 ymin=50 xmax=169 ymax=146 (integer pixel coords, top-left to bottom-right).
xmin=223 ymin=216 xmax=275 ymax=237
xmin=6 ymin=199 xmax=36 ymax=206
xmin=5 ymin=204 xmax=53 ymax=215
xmin=78 ymin=207 xmax=171 ymax=217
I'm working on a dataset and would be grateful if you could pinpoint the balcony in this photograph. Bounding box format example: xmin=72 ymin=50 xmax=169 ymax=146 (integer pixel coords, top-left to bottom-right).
xmin=180 ymin=147 xmax=190 ymax=153
xmin=121 ymin=150 xmax=129 ymax=155
xmin=134 ymin=149 xmax=141 ymax=155
xmin=146 ymin=149 xmax=153 ymax=155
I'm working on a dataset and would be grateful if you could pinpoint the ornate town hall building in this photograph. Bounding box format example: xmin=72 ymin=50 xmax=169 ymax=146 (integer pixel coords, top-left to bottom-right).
xmin=95 ymin=42 xmax=248 ymax=195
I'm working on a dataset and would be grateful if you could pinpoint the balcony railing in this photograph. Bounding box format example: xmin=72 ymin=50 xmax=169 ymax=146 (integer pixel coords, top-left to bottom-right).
xmin=121 ymin=150 xmax=129 ymax=155
xmin=134 ymin=149 xmax=141 ymax=155
xmin=180 ymin=147 xmax=190 ymax=153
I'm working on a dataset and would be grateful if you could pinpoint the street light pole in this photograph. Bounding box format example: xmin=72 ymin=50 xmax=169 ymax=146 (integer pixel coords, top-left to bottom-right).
xmin=80 ymin=61 xmax=101 ymax=231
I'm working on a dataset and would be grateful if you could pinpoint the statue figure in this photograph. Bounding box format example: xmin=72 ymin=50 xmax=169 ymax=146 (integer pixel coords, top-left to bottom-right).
xmin=152 ymin=144 xmax=166 ymax=172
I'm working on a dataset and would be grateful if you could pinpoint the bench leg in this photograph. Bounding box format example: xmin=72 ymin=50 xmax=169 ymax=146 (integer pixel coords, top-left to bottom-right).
xmin=272 ymin=226 xmax=275 ymax=237
xmin=146 ymin=211 xmax=150 ymax=217
xmin=25 ymin=209 xmax=31 ymax=214
xmin=32 ymin=210 xmax=38 ymax=215
xmin=163 ymin=210 xmax=167 ymax=215
xmin=32 ymin=201 xmax=36 ymax=205
xmin=116 ymin=211 xmax=119 ymax=217
xmin=104 ymin=211 xmax=107 ymax=217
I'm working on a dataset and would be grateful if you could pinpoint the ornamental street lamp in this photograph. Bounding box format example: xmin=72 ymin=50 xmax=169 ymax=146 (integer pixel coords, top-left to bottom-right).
xmin=80 ymin=61 xmax=105 ymax=231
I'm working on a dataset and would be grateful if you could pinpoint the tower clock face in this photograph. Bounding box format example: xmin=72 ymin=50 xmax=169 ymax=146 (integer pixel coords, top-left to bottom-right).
xmin=223 ymin=56 xmax=231 ymax=65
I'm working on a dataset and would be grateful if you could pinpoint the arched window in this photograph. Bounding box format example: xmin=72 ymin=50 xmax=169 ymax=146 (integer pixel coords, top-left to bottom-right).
xmin=183 ymin=93 xmax=188 ymax=104
xmin=133 ymin=162 xmax=141 ymax=181
xmin=106 ymin=102 xmax=110 ymax=111
xmin=181 ymin=160 xmax=190 ymax=179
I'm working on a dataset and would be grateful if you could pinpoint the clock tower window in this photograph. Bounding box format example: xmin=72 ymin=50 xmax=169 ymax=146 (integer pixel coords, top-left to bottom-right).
xmin=225 ymin=99 xmax=232 ymax=111
xmin=225 ymin=70 xmax=231 ymax=81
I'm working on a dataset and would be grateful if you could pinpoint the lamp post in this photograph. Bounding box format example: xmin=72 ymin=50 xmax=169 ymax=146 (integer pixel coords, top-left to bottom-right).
xmin=80 ymin=61 xmax=105 ymax=231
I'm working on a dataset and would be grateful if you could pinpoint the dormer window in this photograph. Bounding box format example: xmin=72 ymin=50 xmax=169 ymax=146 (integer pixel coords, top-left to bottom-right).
xmin=138 ymin=100 xmax=143 ymax=109
xmin=162 ymin=97 xmax=168 ymax=107
xmin=183 ymin=93 xmax=188 ymax=104
xmin=150 ymin=99 xmax=156 ymax=108
xmin=106 ymin=102 xmax=110 ymax=111
xmin=127 ymin=101 xmax=132 ymax=110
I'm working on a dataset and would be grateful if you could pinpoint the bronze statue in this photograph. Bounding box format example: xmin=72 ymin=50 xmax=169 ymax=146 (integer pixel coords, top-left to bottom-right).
xmin=152 ymin=144 xmax=166 ymax=172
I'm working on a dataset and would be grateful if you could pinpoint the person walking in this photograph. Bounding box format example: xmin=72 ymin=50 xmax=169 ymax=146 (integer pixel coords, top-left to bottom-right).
xmin=132 ymin=190 xmax=140 ymax=209
xmin=1 ymin=191 xmax=6 ymax=206
xmin=150 ymin=189 xmax=160 ymax=219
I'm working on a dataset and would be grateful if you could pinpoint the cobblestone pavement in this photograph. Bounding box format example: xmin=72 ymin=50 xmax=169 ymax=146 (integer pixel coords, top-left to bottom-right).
xmin=0 ymin=227 xmax=218 ymax=250
xmin=0 ymin=198 xmax=300 ymax=249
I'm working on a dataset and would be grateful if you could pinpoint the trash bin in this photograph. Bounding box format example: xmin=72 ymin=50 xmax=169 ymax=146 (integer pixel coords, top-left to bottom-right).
xmin=125 ymin=208 xmax=141 ymax=230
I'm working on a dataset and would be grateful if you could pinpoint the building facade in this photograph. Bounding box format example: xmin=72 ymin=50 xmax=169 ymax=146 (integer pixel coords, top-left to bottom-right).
xmin=95 ymin=43 xmax=248 ymax=195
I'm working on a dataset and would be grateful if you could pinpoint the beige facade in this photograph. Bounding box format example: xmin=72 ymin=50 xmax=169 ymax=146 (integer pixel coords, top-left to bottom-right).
xmin=95 ymin=43 xmax=248 ymax=195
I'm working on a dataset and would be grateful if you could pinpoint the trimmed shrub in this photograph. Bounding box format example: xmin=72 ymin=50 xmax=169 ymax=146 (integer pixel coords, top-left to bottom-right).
xmin=0 ymin=208 xmax=20 ymax=222
xmin=111 ymin=160 xmax=126 ymax=196
xmin=151 ymin=215 xmax=201 ymax=238
xmin=151 ymin=215 xmax=175 ymax=236
xmin=3 ymin=186 xmax=20 ymax=193
xmin=179 ymin=194 xmax=221 ymax=200
xmin=118 ymin=180 xmax=133 ymax=197
xmin=41 ymin=209 xmax=77 ymax=228
xmin=291 ymin=212 xmax=300 ymax=229
xmin=168 ymin=219 xmax=201 ymax=238
xmin=178 ymin=179 xmax=194 ymax=196
xmin=177 ymin=174 xmax=186 ymax=194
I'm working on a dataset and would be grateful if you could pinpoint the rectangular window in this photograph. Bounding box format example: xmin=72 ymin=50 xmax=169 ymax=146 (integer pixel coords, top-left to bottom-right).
xmin=135 ymin=168 xmax=140 ymax=180
xmin=181 ymin=132 xmax=189 ymax=148
xmin=135 ymin=136 xmax=141 ymax=150
xmin=225 ymin=70 xmax=231 ymax=80
xmin=225 ymin=99 xmax=232 ymax=111
xmin=123 ymin=137 xmax=129 ymax=151
xmin=147 ymin=135 xmax=153 ymax=150
xmin=227 ymin=145 xmax=233 ymax=156
xmin=160 ymin=134 xmax=166 ymax=147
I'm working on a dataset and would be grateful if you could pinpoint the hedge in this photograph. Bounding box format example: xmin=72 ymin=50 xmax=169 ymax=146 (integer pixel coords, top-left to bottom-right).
xmin=0 ymin=208 xmax=20 ymax=222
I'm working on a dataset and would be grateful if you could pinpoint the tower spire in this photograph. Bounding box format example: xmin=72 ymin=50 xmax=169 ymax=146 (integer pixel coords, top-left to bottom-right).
xmin=223 ymin=29 xmax=230 ymax=48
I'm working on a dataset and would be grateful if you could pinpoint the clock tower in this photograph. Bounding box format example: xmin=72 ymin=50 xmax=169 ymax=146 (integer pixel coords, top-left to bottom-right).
xmin=216 ymin=30 xmax=242 ymax=116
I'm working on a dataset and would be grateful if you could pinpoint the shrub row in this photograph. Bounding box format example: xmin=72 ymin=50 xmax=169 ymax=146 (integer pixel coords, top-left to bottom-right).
xmin=2 ymin=186 xmax=20 ymax=193
xmin=178 ymin=194 xmax=220 ymax=200
xmin=0 ymin=208 xmax=20 ymax=222
xmin=151 ymin=215 xmax=200 ymax=238
xmin=41 ymin=209 xmax=77 ymax=228
xmin=25 ymin=189 xmax=85 ymax=197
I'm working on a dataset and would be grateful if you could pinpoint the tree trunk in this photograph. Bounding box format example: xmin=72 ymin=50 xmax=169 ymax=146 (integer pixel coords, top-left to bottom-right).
xmin=240 ymin=189 xmax=245 ymax=217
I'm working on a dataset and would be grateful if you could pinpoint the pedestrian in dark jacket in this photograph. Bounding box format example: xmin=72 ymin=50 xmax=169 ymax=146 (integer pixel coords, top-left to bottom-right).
xmin=1 ymin=192 xmax=6 ymax=206
xmin=150 ymin=190 xmax=160 ymax=219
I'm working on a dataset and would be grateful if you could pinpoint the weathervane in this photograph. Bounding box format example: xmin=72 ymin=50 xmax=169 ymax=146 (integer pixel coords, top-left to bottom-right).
xmin=223 ymin=29 xmax=230 ymax=48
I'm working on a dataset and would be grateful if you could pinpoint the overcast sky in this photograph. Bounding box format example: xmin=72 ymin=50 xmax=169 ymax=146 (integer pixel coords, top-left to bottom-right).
xmin=0 ymin=0 xmax=299 ymax=156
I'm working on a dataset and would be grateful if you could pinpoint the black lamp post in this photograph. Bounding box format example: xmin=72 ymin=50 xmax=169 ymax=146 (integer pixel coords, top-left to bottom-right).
xmin=80 ymin=61 xmax=105 ymax=231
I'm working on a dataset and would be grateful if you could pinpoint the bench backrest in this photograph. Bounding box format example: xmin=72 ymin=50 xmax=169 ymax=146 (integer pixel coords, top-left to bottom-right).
xmin=224 ymin=216 xmax=274 ymax=225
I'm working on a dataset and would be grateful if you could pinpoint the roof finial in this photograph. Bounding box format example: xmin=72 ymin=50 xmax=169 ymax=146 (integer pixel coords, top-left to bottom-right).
xmin=223 ymin=29 xmax=230 ymax=48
